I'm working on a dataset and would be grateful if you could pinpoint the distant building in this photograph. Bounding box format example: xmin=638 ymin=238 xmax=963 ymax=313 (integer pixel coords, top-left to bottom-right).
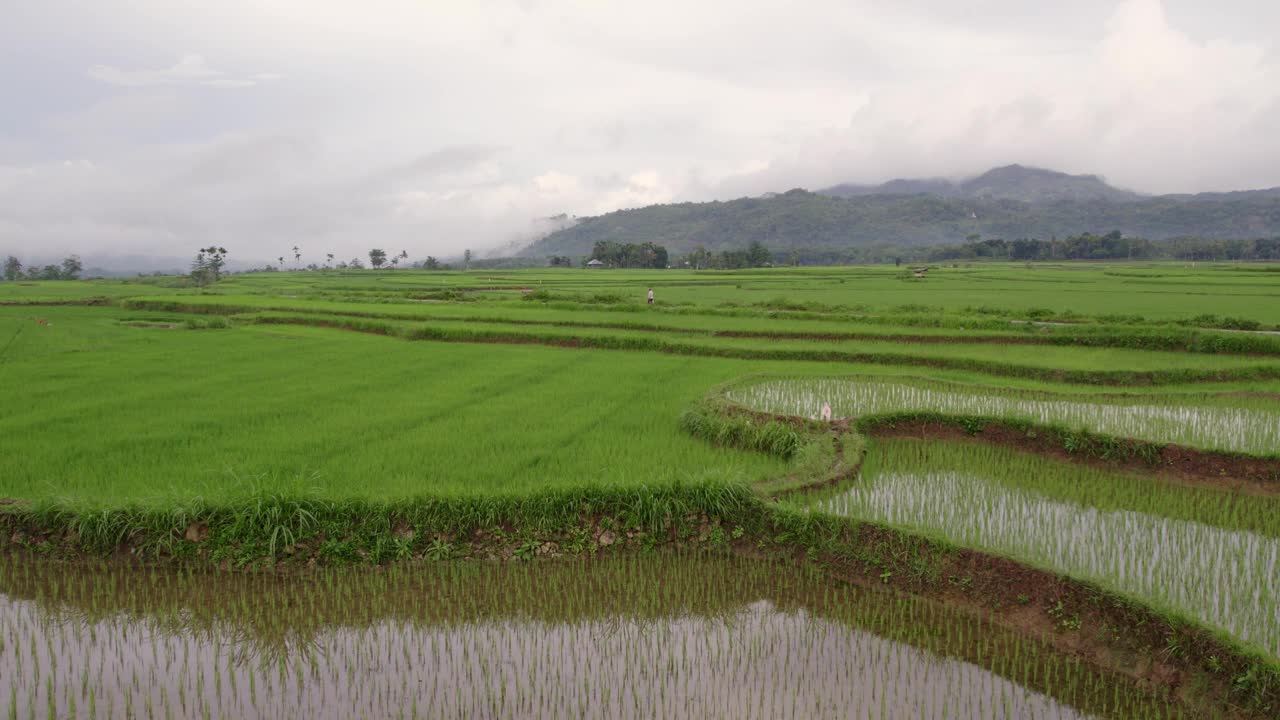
xmin=586 ymin=259 xmax=604 ymax=268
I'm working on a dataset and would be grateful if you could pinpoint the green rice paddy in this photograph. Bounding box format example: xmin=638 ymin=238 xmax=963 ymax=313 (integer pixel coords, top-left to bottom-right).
xmin=2 ymin=262 xmax=1279 ymax=718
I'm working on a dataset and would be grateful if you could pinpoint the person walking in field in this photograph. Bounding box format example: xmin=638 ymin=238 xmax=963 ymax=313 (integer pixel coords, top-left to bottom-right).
xmin=647 ymin=288 xmax=654 ymax=305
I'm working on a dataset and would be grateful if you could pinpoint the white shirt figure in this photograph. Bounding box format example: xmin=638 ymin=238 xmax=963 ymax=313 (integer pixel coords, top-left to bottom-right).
xmin=820 ymin=402 xmax=832 ymax=422
xmin=647 ymin=289 xmax=655 ymax=304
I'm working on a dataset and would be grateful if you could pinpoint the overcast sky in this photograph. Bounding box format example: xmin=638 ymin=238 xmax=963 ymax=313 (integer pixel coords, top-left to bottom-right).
xmin=3 ymin=0 xmax=1280 ymax=263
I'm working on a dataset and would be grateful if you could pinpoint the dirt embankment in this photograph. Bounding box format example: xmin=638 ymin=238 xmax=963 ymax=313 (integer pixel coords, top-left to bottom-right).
xmin=866 ymin=419 xmax=1280 ymax=496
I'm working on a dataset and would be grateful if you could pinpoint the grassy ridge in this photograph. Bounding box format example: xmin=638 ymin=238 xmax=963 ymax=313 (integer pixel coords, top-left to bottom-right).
xmin=243 ymin=311 xmax=1280 ymax=386
xmin=123 ymin=294 xmax=1280 ymax=355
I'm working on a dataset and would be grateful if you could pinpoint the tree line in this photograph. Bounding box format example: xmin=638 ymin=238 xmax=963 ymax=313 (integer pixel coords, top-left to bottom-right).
xmin=587 ymin=241 xmax=670 ymax=269
xmin=196 ymin=246 xmax=479 ymax=279
xmin=2 ymin=255 xmax=83 ymax=281
xmin=923 ymin=232 xmax=1280 ymax=262
xmin=679 ymin=241 xmax=773 ymax=269
xmin=573 ymin=240 xmax=774 ymax=269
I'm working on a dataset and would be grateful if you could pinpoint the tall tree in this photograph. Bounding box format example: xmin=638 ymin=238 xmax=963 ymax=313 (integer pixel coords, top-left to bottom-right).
xmin=60 ymin=255 xmax=83 ymax=280
xmin=2 ymin=256 xmax=20 ymax=281
xmin=368 ymin=249 xmax=387 ymax=269
xmin=463 ymin=249 xmax=473 ymax=270
xmin=292 ymin=246 xmax=301 ymax=266
xmin=190 ymin=247 xmax=228 ymax=287
xmin=206 ymin=247 xmax=228 ymax=281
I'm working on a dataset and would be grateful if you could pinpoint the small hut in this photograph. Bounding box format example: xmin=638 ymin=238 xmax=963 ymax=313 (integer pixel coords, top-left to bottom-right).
xmin=586 ymin=259 xmax=604 ymax=268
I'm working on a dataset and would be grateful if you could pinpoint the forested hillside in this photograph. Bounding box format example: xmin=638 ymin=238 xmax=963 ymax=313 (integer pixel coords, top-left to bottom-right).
xmin=524 ymin=186 xmax=1280 ymax=259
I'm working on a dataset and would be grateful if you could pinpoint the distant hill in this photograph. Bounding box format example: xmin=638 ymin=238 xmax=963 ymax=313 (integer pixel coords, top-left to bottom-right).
xmin=522 ymin=165 xmax=1280 ymax=258
xmin=820 ymin=164 xmax=1139 ymax=203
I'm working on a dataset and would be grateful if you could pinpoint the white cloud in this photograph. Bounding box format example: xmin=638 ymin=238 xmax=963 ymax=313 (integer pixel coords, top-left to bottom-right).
xmin=87 ymin=54 xmax=280 ymax=88
xmin=1 ymin=0 xmax=1278 ymax=262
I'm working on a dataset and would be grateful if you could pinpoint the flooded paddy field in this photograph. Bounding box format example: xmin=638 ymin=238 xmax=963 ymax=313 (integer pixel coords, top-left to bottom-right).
xmin=0 ymin=555 xmax=1182 ymax=720
xmin=728 ymin=378 xmax=1280 ymax=454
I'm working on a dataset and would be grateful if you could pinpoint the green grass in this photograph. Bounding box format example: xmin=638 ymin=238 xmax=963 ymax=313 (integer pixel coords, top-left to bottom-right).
xmin=0 ymin=307 xmax=792 ymax=504
xmin=5 ymin=261 xmax=1279 ymax=507
xmin=9 ymin=261 xmax=1280 ymax=323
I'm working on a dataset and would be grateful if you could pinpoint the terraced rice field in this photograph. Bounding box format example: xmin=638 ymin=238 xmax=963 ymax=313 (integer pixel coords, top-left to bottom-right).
xmin=821 ymin=443 xmax=1280 ymax=656
xmin=728 ymin=377 xmax=1280 ymax=453
xmin=0 ymin=556 xmax=1182 ymax=720
xmin=2 ymin=263 xmax=1279 ymax=718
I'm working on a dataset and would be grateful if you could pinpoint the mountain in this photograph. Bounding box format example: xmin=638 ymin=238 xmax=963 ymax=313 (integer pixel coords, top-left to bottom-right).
xmin=821 ymin=177 xmax=956 ymax=199
xmin=521 ymin=166 xmax=1280 ymax=259
xmin=819 ymin=164 xmax=1139 ymax=203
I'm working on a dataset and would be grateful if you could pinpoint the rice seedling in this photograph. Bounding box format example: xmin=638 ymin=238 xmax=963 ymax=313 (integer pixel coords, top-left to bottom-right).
xmin=729 ymin=377 xmax=1280 ymax=453
xmin=0 ymin=555 xmax=1186 ymax=719
xmin=818 ymin=442 xmax=1280 ymax=658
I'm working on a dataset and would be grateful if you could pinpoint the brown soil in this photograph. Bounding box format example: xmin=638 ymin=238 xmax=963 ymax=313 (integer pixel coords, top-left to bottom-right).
xmin=867 ymin=419 xmax=1280 ymax=496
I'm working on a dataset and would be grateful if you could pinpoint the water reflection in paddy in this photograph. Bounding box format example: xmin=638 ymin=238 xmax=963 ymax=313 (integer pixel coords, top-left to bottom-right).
xmin=0 ymin=555 xmax=1177 ymax=719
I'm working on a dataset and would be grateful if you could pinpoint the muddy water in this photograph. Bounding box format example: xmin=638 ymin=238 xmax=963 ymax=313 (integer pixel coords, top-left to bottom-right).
xmin=0 ymin=555 xmax=1177 ymax=719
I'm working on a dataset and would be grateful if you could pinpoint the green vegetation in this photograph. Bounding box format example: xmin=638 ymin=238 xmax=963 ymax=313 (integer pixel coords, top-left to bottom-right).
xmin=0 ymin=555 xmax=1194 ymax=719
xmin=525 ymin=183 xmax=1280 ymax=261
xmin=3 ymin=261 xmax=1279 ymax=717
xmin=0 ymin=254 xmax=83 ymax=282
xmin=824 ymin=439 xmax=1280 ymax=656
xmin=729 ymin=376 xmax=1280 ymax=454
xmin=0 ymin=307 xmax=788 ymax=502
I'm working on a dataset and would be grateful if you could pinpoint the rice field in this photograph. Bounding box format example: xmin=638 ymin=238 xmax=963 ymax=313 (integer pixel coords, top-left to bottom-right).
xmin=0 ymin=307 xmax=791 ymax=503
xmin=3 ymin=263 xmax=1280 ymax=717
xmin=0 ymin=555 xmax=1182 ymax=720
xmin=728 ymin=377 xmax=1280 ymax=453
xmin=821 ymin=467 xmax=1280 ymax=657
